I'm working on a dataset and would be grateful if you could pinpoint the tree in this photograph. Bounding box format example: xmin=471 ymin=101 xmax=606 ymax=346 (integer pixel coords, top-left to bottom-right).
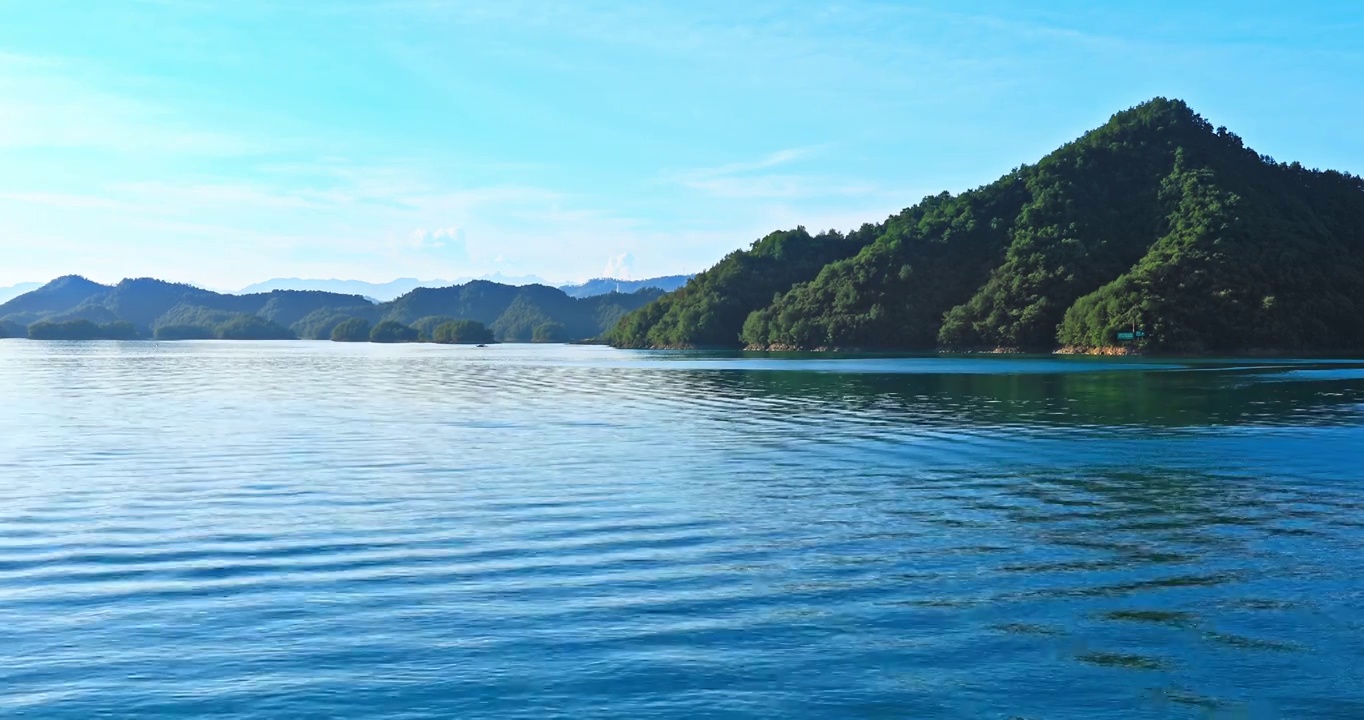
xmin=330 ymin=318 xmax=372 ymax=342
xmin=410 ymin=316 xmax=457 ymax=341
xmin=432 ymin=319 xmax=494 ymax=344
xmin=532 ymin=321 xmax=565 ymax=342
xmin=606 ymin=226 xmax=878 ymax=348
xmin=28 ymin=319 xmax=104 ymax=340
xmin=370 ymin=320 xmax=419 ymax=343
xmin=216 ymin=315 xmax=295 ymax=340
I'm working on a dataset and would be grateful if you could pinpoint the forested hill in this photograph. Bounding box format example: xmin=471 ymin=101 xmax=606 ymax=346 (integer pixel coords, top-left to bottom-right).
xmin=608 ymin=98 xmax=1364 ymax=354
xmin=0 ymin=276 xmax=660 ymax=342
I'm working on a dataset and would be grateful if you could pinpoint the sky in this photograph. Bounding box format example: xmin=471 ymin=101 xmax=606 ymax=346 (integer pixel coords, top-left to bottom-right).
xmin=1 ymin=0 xmax=1361 ymax=290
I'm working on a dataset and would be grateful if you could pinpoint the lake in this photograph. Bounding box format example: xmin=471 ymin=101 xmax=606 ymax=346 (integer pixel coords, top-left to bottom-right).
xmin=2 ymin=341 xmax=1362 ymax=718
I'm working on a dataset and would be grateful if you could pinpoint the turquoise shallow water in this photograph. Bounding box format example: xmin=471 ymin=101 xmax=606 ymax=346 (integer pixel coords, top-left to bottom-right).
xmin=1 ymin=341 xmax=1363 ymax=718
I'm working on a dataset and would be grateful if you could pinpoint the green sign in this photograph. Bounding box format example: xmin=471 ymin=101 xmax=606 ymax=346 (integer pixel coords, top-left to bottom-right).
xmin=1117 ymin=332 xmax=1134 ymax=341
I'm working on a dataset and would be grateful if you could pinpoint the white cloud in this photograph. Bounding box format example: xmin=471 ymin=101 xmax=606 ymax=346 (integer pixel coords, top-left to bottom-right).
xmin=602 ymin=252 xmax=635 ymax=280
xmin=401 ymin=226 xmax=469 ymax=259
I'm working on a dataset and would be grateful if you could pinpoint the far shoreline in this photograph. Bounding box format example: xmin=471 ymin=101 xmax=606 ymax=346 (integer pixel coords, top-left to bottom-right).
xmin=6 ymin=336 xmax=1364 ymax=361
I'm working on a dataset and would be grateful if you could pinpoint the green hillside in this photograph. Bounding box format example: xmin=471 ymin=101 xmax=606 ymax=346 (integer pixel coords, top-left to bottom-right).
xmin=0 ymin=275 xmax=660 ymax=343
xmin=290 ymin=282 xmax=661 ymax=342
xmin=605 ymin=225 xmax=882 ymax=348
xmin=611 ymin=98 xmax=1364 ymax=353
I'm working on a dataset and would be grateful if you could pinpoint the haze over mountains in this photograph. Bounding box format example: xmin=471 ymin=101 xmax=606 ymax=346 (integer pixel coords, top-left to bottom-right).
xmin=610 ymin=99 xmax=1364 ymax=354
xmin=237 ymin=274 xmax=548 ymax=302
xmin=0 ymin=283 xmax=42 ymax=305
xmin=558 ymin=276 xmax=693 ymax=298
xmin=237 ymin=274 xmax=693 ymax=302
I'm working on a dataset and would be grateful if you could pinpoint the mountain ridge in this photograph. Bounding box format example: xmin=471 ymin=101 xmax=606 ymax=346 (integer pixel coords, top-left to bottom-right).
xmin=0 ymin=276 xmax=659 ymax=343
xmin=608 ymin=98 xmax=1364 ymax=354
xmin=0 ymin=282 xmax=42 ymax=305
xmin=236 ymin=274 xmax=694 ymax=302
xmin=558 ymin=275 xmax=693 ymax=298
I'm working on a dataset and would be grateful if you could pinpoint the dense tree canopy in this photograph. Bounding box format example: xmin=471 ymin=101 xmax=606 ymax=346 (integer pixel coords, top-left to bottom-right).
xmin=294 ymin=307 xmax=376 ymax=340
xmin=606 ymin=225 xmax=881 ymax=348
xmin=216 ymin=315 xmax=295 ymax=340
xmin=0 ymin=277 xmax=655 ymax=344
xmin=432 ymin=319 xmax=494 ymax=344
xmin=369 ymin=320 xmax=419 ymax=343
xmin=28 ymin=319 xmax=139 ymax=340
xmin=531 ymin=322 xmax=565 ymax=343
xmin=0 ymin=320 xmax=24 ymax=338
xmin=614 ymin=98 xmax=1364 ymax=353
xmin=410 ymin=316 xmax=457 ymax=341
xmin=330 ymin=318 xmax=372 ymax=342
xmin=153 ymin=304 xmax=239 ymax=332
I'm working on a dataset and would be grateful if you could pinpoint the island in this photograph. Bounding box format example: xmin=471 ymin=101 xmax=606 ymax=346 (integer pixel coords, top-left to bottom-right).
xmin=607 ymin=98 xmax=1364 ymax=355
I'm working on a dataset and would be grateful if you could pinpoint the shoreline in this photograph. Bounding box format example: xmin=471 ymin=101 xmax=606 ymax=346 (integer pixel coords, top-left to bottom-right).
xmin=616 ymin=342 xmax=1364 ymax=359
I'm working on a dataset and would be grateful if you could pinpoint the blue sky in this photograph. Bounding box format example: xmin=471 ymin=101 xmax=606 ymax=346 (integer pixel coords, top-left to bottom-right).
xmin=1 ymin=0 xmax=1361 ymax=289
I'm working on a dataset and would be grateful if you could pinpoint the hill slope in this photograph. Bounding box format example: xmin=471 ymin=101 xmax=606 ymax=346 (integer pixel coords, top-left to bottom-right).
xmin=0 ymin=277 xmax=658 ymax=342
xmin=238 ymin=274 xmax=550 ymax=301
xmin=0 ymin=278 xmax=371 ymax=338
xmin=235 ymin=274 xmax=685 ymax=302
xmin=605 ymin=225 xmax=883 ymax=348
xmin=611 ymin=98 xmax=1364 ymax=353
xmin=0 ymin=282 xmax=42 ymax=305
xmin=293 ymin=281 xmax=662 ymax=341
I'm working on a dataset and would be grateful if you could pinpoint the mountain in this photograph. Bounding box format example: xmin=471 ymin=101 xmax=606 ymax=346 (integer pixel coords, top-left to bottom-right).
xmin=0 ymin=282 xmax=42 ymax=304
xmin=240 ymin=274 xmax=549 ymax=302
xmin=609 ymin=98 xmax=1364 ymax=354
xmin=606 ymin=226 xmax=884 ymax=348
xmin=559 ymin=275 xmax=694 ymax=298
xmin=0 ymin=276 xmax=110 ymax=322
xmin=290 ymin=281 xmax=662 ymax=342
xmin=0 ymin=277 xmax=374 ymax=340
xmin=238 ymin=273 xmax=690 ymax=302
xmin=0 ymin=275 xmax=660 ymax=343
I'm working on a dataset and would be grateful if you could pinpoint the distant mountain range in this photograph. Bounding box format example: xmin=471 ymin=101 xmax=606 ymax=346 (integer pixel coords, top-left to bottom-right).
xmin=0 ymin=282 xmax=42 ymax=305
xmin=236 ymin=274 xmax=693 ymax=302
xmin=237 ymin=273 xmax=549 ymax=302
xmin=558 ymin=275 xmax=693 ymax=298
xmin=0 ymin=275 xmax=663 ymax=342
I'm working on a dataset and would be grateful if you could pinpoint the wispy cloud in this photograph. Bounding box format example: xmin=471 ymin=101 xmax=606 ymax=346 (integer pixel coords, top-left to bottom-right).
xmin=0 ymin=54 xmax=269 ymax=156
xmin=398 ymin=227 xmax=469 ymax=262
xmin=0 ymin=192 xmax=129 ymax=210
xmin=665 ymin=146 xmax=880 ymax=200
xmin=680 ymin=174 xmax=880 ymax=200
xmin=680 ymin=147 xmax=819 ymax=178
xmin=0 ymin=150 xmax=647 ymax=286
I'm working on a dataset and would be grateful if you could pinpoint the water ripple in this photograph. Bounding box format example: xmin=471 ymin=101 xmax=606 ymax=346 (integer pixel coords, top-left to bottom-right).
xmin=1 ymin=342 xmax=1362 ymax=718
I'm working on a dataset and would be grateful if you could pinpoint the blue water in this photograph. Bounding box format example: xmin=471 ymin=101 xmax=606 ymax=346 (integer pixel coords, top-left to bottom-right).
xmin=2 ymin=341 xmax=1363 ymax=718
